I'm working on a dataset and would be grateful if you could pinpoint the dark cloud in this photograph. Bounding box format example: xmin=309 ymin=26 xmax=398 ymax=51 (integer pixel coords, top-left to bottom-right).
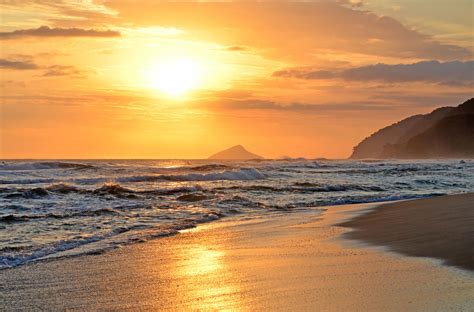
xmin=225 ymin=46 xmax=248 ymax=52
xmin=342 ymin=60 xmax=474 ymax=83
xmin=0 ymin=56 xmax=89 ymax=78
xmin=0 ymin=59 xmax=38 ymax=70
xmin=0 ymin=26 xmax=120 ymax=39
xmin=369 ymin=92 xmax=474 ymax=107
xmin=273 ymin=69 xmax=336 ymax=80
xmin=41 ymin=65 xmax=87 ymax=77
xmin=274 ymin=60 xmax=474 ymax=85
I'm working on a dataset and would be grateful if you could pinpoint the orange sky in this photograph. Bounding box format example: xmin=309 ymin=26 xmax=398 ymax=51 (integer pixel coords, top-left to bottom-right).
xmin=0 ymin=1 xmax=472 ymax=159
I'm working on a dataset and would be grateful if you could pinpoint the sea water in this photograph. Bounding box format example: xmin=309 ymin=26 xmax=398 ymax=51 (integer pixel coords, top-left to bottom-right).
xmin=1 ymin=159 xmax=473 ymax=269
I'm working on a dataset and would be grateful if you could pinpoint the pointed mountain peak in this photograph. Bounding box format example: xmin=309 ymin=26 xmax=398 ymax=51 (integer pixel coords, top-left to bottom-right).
xmin=228 ymin=145 xmax=245 ymax=151
xmin=208 ymin=145 xmax=263 ymax=160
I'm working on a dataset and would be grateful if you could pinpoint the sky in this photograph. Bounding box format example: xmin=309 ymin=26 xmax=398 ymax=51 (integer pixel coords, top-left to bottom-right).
xmin=0 ymin=0 xmax=472 ymax=159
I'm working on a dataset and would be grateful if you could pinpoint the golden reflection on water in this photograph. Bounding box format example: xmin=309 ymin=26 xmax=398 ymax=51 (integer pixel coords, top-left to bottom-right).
xmin=175 ymin=243 xmax=246 ymax=311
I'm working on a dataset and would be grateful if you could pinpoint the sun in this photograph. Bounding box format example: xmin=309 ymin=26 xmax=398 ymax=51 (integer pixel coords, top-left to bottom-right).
xmin=147 ymin=58 xmax=204 ymax=97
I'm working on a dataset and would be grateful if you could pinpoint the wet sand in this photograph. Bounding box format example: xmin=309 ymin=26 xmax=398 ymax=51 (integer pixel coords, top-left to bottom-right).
xmin=1 ymin=197 xmax=473 ymax=311
xmin=341 ymin=193 xmax=474 ymax=271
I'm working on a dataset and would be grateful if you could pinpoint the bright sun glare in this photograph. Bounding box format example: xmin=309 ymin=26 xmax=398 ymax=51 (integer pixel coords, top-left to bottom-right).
xmin=148 ymin=58 xmax=204 ymax=97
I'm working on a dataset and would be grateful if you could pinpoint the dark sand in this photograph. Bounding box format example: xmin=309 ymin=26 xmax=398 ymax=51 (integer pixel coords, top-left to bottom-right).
xmin=340 ymin=193 xmax=474 ymax=271
xmin=1 ymin=198 xmax=473 ymax=311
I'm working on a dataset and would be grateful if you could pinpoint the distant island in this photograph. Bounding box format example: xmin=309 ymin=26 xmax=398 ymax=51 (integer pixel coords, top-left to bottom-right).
xmin=208 ymin=145 xmax=264 ymax=160
xmin=351 ymin=98 xmax=474 ymax=159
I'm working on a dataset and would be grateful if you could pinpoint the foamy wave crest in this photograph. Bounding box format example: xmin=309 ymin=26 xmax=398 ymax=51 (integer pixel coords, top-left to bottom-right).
xmin=118 ymin=168 xmax=265 ymax=182
xmin=1 ymin=183 xmax=209 ymax=200
xmin=188 ymin=164 xmax=233 ymax=171
xmin=217 ymin=183 xmax=385 ymax=193
xmin=0 ymin=208 xmax=116 ymax=224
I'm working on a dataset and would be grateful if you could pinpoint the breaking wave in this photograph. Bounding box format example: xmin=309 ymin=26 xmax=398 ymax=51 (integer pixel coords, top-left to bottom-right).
xmin=118 ymin=168 xmax=265 ymax=182
xmin=0 ymin=211 xmax=224 ymax=269
xmin=0 ymin=183 xmax=207 ymax=199
xmin=217 ymin=182 xmax=385 ymax=193
xmin=187 ymin=164 xmax=233 ymax=171
xmin=0 ymin=161 xmax=95 ymax=171
xmin=0 ymin=178 xmax=56 ymax=185
xmin=0 ymin=168 xmax=264 ymax=186
xmin=0 ymin=208 xmax=117 ymax=224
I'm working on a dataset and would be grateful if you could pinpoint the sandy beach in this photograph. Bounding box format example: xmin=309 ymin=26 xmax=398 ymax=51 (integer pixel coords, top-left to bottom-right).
xmin=1 ymin=194 xmax=473 ymax=311
xmin=341 ymin=193 xmax=474 ymax=271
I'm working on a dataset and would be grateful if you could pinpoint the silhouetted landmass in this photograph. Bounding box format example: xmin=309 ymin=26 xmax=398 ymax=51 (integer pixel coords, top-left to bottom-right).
xmin=381 ymin=114 xmax=474 ymax=158
xmin=351 ymin=98 xmax=474 ymax=159
xmin=208 ymin=145 xmax=263 ymax=160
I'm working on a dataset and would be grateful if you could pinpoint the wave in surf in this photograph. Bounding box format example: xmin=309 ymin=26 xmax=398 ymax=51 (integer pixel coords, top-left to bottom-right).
xmin=0 ymin=161 xmax=95 ymax=171
xmin=0 ymin=208 xmax=117 ymax=224
xmin=118 ymin=168 xmax=265 ymax=182
xmin=0 ymin=211 xmax=224 ymax=269
xmin=217 ymin=182 xmax=386 ymax=193
xmin=0 ymin=168 xmax=265 ymax=186
xmin=1 ymin=183 xmax=208 ymax=200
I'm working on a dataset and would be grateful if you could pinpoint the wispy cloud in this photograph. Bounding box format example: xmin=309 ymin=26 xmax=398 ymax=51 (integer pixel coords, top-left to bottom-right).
xmin=225 ymin=46 xmax=248 ymax=52
xmin=104 ymin=1 xmax=472 ymax=60
xmin=336 ymin=0 xmax=366 ymax=8
xmin=0 ymin=1 xmax=117 ymax=28
xmin=273 ymin=69 xmax=336 ymax=80
xmin=0 ymin=26 xmax=120 ymax=39
xmin=41 ymin=65 xmax=88 ymax=77
xmin=204 ymin=99 xmax=392 ymax=113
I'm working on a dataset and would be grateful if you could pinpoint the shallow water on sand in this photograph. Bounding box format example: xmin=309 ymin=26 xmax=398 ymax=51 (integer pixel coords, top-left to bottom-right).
xmin=1 ymin=159 xmax=473 ymax=268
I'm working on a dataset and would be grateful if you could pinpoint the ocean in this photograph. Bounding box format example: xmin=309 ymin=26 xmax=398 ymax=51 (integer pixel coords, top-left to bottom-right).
xmin=1 ymin=159 xmax=473 ymax=269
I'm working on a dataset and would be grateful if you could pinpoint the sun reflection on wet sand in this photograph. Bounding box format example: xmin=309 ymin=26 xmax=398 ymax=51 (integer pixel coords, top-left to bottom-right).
xmin=2 ymin=203 xmax=473 ymax=311
xmin=173 ymin=243 xmax=246 ymax=311
xmin=181 ymin=247 xmax=223 ymax=276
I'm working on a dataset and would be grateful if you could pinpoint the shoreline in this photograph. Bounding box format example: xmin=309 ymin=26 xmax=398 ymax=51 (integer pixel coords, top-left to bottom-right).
xmin=1 ymin=196 xmax=473 ymax=310
xmin=0 ymin=194 xmax=437 ymax=271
